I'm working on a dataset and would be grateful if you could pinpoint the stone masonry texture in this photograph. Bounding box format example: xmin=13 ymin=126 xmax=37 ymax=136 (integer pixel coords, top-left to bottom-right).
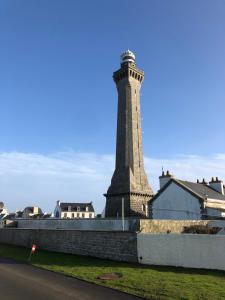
xmin=139 ymin=220 xmax=212 ymax=233
xmin=105 ymin=56 xmax=153 ymax=218
xmin=0 ymin=229 xmax=138 ymax=263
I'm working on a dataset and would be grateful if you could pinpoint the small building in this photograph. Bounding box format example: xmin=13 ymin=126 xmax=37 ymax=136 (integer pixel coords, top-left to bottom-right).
xmin=54 ymin=201 xmax=95 ymax=219
xmin=15 ymin=211 xmax=23 ymax=218
xmin=3 ymin=213 xmax=16 ymax=220
xmin=0 ymin=202 xmax=8 ymax=219
xmin=22 ymin=206 xmax=43 ymax=219
xmin=149 ymin=171 xmax=225 ymax=220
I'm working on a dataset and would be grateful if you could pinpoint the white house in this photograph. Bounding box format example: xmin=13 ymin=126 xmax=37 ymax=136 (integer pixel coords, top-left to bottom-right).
xmin=149 ymin=171 xmax=225 ymax=220
xmin=54 ymin=201 xmax=95 ymax=219
xmin=0 ymin=202 xmax=8 ymax=219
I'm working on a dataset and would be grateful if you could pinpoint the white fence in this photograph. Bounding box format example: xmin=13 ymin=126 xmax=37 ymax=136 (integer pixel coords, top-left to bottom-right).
xmin=137 ymin=233 xmax=225 ymax=271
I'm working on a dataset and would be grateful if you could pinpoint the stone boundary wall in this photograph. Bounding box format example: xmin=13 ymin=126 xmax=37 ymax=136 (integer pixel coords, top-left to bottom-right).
xmin=137 ymin=233 xmax=225 ymax=271
xmin=2 ymin=219 xmax=225 ymax=233
xmin=0 ymin=229 xmax=137 ymax=262
xmin=1 ymin=228 xmax=225 ymax=270
xmin=14 ymin=219 xmax=139 ymax=231
xmin=139 ymin=220 xmax=225 ymax=233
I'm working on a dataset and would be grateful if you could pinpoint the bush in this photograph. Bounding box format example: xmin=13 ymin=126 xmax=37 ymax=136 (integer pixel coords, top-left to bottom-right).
xmin=182 ymin=225 xmax=221 ymax=234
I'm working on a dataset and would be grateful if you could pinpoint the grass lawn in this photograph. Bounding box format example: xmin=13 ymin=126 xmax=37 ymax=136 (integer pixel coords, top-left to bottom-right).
xmin=0 ymin=243 xmax=224 ymax=300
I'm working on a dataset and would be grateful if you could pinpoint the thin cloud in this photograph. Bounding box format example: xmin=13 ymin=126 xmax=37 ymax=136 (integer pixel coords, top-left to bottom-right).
xmin=0 ymin=151 xmax=225 ymax=213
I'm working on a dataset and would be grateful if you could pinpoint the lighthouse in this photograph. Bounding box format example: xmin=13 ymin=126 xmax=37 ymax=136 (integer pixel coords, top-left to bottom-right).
xmin=105 ymin=50 xmax=153 ymax=218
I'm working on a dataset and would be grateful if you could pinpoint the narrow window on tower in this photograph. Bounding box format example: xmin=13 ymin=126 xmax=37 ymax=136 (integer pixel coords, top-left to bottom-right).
xmin=142 ymin=204 xmax=146 ymax=212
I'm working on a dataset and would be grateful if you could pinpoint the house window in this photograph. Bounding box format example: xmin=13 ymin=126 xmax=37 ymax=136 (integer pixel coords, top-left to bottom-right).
xmin=142 ymin=204 xmax=146 ymax=212
xmin=82 ymin=213 xmax=85 ymax=218
xmin=72 ymin=213 xmax=74 ymax=218
xmin=64 ymin=213 xmax=67 ymax=218
xmin=89 ymin=213 xmax=92 ymax=218
xmin=77 ymin=213 xmax=80 ymax=218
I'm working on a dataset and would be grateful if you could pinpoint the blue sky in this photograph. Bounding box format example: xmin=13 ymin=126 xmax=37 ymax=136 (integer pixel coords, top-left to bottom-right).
xmin=0 ymin=0 xmax=225 ymax=213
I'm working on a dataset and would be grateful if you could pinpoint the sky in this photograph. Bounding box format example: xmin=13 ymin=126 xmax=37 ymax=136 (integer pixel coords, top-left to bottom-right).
xmin=0 ymin=0 xmax=225 ymax=213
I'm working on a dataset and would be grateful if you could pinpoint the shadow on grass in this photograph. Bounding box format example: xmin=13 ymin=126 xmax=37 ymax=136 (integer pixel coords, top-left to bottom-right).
xmin=1 ymin=243 xmax=225 ymax=279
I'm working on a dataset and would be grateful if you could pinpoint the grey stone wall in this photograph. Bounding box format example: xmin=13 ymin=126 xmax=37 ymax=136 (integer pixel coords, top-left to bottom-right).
xmin=0 ymin=229 xmax=138 ymax=262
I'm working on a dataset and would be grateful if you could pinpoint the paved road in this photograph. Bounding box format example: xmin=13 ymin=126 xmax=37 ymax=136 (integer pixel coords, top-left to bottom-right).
xmin=0 ymin=257 xmax=142 ymax=300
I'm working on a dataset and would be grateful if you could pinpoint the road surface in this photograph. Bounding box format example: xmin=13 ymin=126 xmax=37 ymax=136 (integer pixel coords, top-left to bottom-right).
xmin=0 ymin=257 xmax=142 ymax=300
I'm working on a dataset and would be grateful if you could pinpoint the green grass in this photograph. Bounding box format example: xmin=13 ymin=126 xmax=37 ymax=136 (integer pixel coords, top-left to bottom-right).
xmin=0 ymin=243 xmax=225 ymax=300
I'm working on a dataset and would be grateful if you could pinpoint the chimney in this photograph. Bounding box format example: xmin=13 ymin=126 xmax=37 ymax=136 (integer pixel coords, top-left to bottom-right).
xmin=209 ymin=177 xmax=224 ymax=195
xmin=159 ymin=170 xmax=174 ymax=189
xmin=199 ymin=178 xmax=208 ymax=185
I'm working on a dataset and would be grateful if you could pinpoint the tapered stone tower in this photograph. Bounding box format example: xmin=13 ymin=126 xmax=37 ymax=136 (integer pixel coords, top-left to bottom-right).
xmin=105 ymin=50 xmax=153 ymax=218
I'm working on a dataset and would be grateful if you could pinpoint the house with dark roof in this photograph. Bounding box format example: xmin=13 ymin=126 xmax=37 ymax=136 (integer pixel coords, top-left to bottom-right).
xmin=54 ymin=201 xmax=95 ymax=219
xmin=22 ymin=206 xmax=43 ymax=219
xmin=149 ymin=171 xmax=225 ymax=220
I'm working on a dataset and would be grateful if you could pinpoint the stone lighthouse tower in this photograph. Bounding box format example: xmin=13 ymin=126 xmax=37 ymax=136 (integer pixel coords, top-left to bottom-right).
xmin=105 ymin=50 xmax=153 ymax=218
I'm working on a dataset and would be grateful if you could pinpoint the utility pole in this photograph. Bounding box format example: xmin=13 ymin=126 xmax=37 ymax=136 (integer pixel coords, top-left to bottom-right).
xmin=122 ymin=197 xmax=125 ymax=231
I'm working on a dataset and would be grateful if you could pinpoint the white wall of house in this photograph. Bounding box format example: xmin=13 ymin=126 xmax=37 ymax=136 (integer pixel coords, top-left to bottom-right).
xmin=151 ymin=182 xmax=202 ymax=220
xmin=54 ymin=203 xmax=94 ymax=219
xmin=137 ymin=233 xmax=225 ymax=271
xmin=60 ymin=211 xmax=94 ymax=219
xmin=206 ymin=208 xmax=222 ymax=218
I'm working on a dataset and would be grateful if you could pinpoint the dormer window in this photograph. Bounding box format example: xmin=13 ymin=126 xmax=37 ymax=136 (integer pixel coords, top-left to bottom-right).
xmin=86 ymin=206 xmax=89 ymax=212
xmin=77 ymin=206 xmax=80 ymax=212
